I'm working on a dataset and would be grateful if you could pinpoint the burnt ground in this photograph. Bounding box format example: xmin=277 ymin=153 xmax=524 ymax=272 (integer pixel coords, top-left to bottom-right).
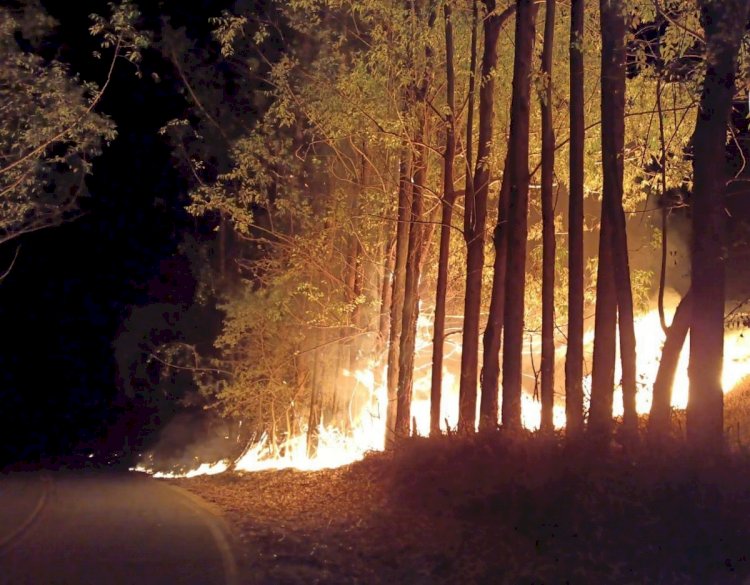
xmin=174 ymin=433 xmax=750 ymax=585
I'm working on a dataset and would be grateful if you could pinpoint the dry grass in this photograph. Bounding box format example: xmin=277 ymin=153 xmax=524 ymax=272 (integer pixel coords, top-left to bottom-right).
xmin=175 ymin=432 xmax=750 ymax=584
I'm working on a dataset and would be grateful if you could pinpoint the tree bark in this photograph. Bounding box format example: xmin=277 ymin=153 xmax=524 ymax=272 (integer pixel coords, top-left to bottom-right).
xmin=589 ymin=0 xmax=638 ymax=438
xmin=465 ymin=4 xmax=517 ymax=434
xmin=480 ymin=155 xmax=510 ymax=431
xmin=588 ymin=215 xmax=618 ymax=436
xmin=501 ymin=0 xmax=538 ymax=430
xmin=378 ymin=237 xmax=396 ymax=354
xmin=385 ymin=150 xmax=412 ymax=448
xmin=565 ymin=0 xmax=585 ymax=437
xmin=656 ymin=77 xmax=669 ymax=334
xmin=430 ymin=1 xmax=457 ymax=437
xmin=458 ymin=0 xmax=504 ymax=434
xmin=395 ymin=3 xmax=436 ymax=441
xmin=395 ymin=134 xmax=430 ymax=440
xmin=649 ymin=290 xmax=691 ymax=436
xmin=600 ymin=0 xmax=637 ymax=436
xmin=540 ymin=0 xmax=556 ymax=432
xmin=688 ymin=0 xmax=749 ymax=451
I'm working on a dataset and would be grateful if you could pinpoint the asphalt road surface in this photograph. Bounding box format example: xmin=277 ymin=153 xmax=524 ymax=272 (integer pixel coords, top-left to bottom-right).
xmin=0 ymin=471 xmax=239 ymax=585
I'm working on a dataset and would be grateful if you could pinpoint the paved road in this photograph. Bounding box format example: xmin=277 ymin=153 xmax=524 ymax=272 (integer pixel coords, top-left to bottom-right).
xmin=0 ymin=471 xmax=239 ymax=585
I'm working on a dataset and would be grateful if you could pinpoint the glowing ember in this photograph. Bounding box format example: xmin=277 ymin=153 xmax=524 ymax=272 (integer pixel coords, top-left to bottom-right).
xmin=131 ymin=460 xmax=229 ymax=478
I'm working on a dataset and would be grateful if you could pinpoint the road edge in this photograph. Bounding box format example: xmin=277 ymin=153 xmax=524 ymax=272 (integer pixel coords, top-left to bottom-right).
xmin=157 ymin=480 xmax=241 ymax=585
xmin=0 ymin=473 xmax=51 ymax=555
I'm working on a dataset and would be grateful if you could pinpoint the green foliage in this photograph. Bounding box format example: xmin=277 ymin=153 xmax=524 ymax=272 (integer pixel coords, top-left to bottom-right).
xmin=209 ymin=287 xmax=306 ymax=423
xmin=0 ymin=2 xmax=116 ymax=245
xmin=89 ymin=0 xmax=150 ymax=70
xmin=209 ymin=10 xmax=249 ymax=58
xmin=183 ymin=0 xmax=750 ymax=435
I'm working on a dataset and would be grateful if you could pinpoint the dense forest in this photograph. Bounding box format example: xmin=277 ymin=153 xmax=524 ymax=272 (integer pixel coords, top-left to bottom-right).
xmin=4 ymin=0 xmax=750 ymax=471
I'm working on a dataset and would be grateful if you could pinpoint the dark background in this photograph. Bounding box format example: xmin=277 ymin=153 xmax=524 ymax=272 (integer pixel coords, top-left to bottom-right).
xmin=0 ymin=0 xmax=240 ymax=466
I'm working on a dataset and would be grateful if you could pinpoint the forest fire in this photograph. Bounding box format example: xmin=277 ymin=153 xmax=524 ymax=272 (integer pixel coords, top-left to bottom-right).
xmin=605 ymin=309 xmax=750 ymax=415
xmin=135 ymin=304 xmax=750 ymax=477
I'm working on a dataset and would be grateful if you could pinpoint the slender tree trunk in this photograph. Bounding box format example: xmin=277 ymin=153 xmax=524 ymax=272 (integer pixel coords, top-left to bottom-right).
xmin=649 ymin=290 xmax=691 ymax=436
xmin=374 ymin=235 xmax=395 ymax=416
xmin=480 ymin=155 xmax=510 ymax=431
xmin=461 ymin=0 xmax=478 ymax=422
xmin=418 ymin=202 xmax=440 ymax=279
xmin=565 ymin=0 xmax=585 ymax=436
xmin=459 ymin=0 xmax=516 ymax=432
xmin=385 ymin=151 xmax=412 ymax=448
xmin=378 ymin=237 xmax=396 ymax=353
xmin=396 ymin=134 xmax=430 ymax=440
xmin=656 ymin=77 xmax=669 ymax=333
xmin=395 ymin=3 xmax=436 ymax=441
xmin=600 ymin=0 xmax=637 ymax=435
xmin=501 ymin=0 xmax=538 ymax=429
xmin=463 ymin=0 xmax=478 ymax=188
xmin=458 ymin=1 xmax=497 ymax=433
xmin=347 ymin=147 xmax=367 ymax=330
xmin=588 ymin=215 xmax=617 ymax=436
xmin=458 ymin=0 xmax=505 ymax=434
xmin=430 ymin=1 xmax=457 ymax=437
xmin=539 ymin=0 xmax=556 ymax=432
xmin=688 ymin=0 xmax=749 ymax=451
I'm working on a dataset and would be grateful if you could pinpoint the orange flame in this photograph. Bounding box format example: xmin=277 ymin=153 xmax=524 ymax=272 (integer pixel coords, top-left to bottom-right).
xmin=137 ymin=306 xmax=750 ymax=477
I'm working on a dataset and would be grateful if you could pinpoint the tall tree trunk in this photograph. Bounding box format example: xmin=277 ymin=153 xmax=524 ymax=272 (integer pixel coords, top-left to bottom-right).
xmin=463 ymin=0 xmax=478 ymax=188
xmin=395 ymin=3 xmax=436 ymax=441
xmin=430 ymin=1 xmax=457 ymax=437
xmin=458 ymin=0 xmax=504 ymax=434
xmin=395 ymin=134 xmax=430 ymax=440
xmin=347 ymin=146 xmax=368 ymax=330
xmin=461 ymin=0 xmax=478 ymax=424
xmin=539 ymin=0 xmax=556 ymax=432
xmin=501 ymin=0 xmax=538 ymax=429
xmin=588 ymin=216 xmax=617 ymax=436
xmin=378 ymin=237 xmax=396 ymax=354
xmin=656 ymin=77 xmax=669 ymax=334
xmin=565 ymin=0 xmax=585 ymax=436
xmin=385 ymin=151 xmax=412 ymax=448
xmin=480 ymin=155 xmax=510 ymax=431
xmin=649 ymin=290 xmax=691 ymax=436
xmin=688 ymin=0 xmax=749 ymax=450
xmin=600 ymin=0 xmax=637 ymax=436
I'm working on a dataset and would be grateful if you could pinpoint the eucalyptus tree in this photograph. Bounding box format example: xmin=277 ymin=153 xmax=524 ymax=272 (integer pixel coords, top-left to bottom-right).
xmin=457 ymin=0 xmax=512 ymax=433
xmin=395 ymin=0 xmax=438 ymax=441
xmin=589 ymin=0 xmax=638 ymax=438
xmin=539 ymin=0 xmax=556 ymax=432
xmin=688 ymin=0 xmax=750 ymax=450
xmin=501 ymin=0 xmax=539 ymax=429
xmin=430 ymin=0 xmax=458 ymax=437
xmin=186 ymin=0 xmax=446 ymax=448
xmin=565 ymin=0 xmax=585 ymax=436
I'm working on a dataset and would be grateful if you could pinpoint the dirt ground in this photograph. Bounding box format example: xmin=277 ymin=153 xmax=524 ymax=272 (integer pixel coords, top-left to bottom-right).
xmin=174 ymin=434 xmax=750 ymax=585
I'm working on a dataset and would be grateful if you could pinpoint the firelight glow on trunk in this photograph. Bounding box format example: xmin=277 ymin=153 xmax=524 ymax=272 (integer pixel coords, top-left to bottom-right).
xmin=136 ymin=304 xmax=750 ymax=477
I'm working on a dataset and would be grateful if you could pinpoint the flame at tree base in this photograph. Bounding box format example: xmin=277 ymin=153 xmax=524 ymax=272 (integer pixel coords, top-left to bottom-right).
xmin=133 ymin=307 xmax=750 ymax=478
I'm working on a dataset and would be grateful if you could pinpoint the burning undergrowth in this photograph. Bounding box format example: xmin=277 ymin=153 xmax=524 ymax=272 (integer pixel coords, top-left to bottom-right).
xmin=132 ymin=410 xmax=243 ymax=477
xmin=135 ymin=295 xmax=750 ymax=478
